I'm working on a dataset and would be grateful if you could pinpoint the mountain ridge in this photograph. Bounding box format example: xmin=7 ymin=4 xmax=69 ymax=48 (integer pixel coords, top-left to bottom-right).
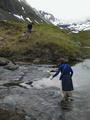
xmin=0 ymin=0 xmax=48 ymax=23
xmin=39 ymin=10 xmax=90 ymax=33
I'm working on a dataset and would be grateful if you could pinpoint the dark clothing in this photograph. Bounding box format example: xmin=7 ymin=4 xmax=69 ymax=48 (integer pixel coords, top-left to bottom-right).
xmin=27 ymin=23 xmax=32 ymax=33
xmin=53 ymin=63 xmax=74 ymax=91
xmin=61 ymin=74 xmax=73 ymax=91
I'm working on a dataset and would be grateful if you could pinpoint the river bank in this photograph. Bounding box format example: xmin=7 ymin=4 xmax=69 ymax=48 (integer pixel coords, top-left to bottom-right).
xmin=0 ymin=59 xmax=90 ymax=120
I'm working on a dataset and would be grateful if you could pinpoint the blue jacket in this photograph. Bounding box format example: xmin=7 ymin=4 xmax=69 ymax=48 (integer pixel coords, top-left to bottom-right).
xmin=53 ymin=63 xmax=74 ymax=91
xmin=53 ymin=63 xmax=73 ymax=80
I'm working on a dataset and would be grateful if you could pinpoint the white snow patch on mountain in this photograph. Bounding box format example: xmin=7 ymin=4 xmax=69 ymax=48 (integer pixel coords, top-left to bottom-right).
xmin=68 ymin=21 xmax=90 ymax=33
xmin=39 ymin=10 xmax=90 ymax=33
xmin=13 ymin=14 xmax=24 ymax=20
xmin=26 ymin=17 xmax=32 ymax=22
xmin=34 ymin=20 xmax=39 ymax=24
xmin=22 ymin=7 xmax=24 ymax=10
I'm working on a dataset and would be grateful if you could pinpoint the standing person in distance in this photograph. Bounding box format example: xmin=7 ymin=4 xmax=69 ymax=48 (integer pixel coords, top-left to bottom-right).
xmin=27 ymin=22 xmax=33 ymax=33
xmin=26 ymin=22 xmax=33 ymax=39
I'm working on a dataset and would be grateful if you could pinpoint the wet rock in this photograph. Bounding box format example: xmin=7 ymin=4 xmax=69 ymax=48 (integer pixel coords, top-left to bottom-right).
xmin=26 ymin=81 xmax=33 ymax=87
xmin=0 ymin=57 xmax=9 ymax=66
xmin=0 ymin=108 xmax=25 ymax=120
xmin=50 ymin=70 xmax=56 ymax=72
xmin=4 ymin=62 xmax=19 ymax=70
xmin=25 ymin=115 xmax=37 ymax=120
xmin=33 ymin=58 xmax=40 ymax=64
xmin=3 ymin=82 xmax=21 ymax=87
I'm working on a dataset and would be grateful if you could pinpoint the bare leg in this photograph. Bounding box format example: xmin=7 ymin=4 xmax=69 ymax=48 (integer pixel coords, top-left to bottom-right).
xmin=62 ymin=91 xmax=68 ymax=101
xmin=67 ymin=91 xmax=72 ymax=97
xmin=62 ymin=91 xmax=73 ymax=101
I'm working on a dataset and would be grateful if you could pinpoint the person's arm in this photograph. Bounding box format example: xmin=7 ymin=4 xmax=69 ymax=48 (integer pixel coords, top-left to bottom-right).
xmin=51 ymin=65 xmax=61 ymax=79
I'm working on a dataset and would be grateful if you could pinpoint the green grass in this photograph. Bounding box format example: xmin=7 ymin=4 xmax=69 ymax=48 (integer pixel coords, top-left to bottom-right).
xmin=71 ymin=30 xmax=90 ymax=46
xmin=0 ymin=20 xmax=89 ymax=63
xmin=71 ymin=30 xmax=90 ymax=57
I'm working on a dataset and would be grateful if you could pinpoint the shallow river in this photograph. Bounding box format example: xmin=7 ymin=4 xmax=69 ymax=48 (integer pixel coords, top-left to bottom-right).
xmin=33 ymin=59 xmax=90 ymax=90
xmin=0 ymin=59 xmax=90 ymax=120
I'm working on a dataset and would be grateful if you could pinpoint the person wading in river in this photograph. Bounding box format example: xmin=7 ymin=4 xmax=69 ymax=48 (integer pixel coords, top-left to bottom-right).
xmin=51 ymin=58 xmax=74 ymax=101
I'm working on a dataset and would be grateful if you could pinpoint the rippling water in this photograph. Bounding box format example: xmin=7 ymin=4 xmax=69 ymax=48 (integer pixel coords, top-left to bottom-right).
xmin=32 ymin=59 xmax=90 ymax=120
xmin=73 ymin=59 xmax=90 ymax=90
xmin=0 ymin=59 xmax=90 ymax=120
xmin=33 ymin=59 xmax=90 ymax=90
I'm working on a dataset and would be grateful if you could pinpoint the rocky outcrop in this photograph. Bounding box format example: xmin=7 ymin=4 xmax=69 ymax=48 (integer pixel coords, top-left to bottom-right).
xmin=0 ymin=57 xmax=9 ymax=66
xmin=4 ymin=61 xmax=19 ymax=71
xmin=0 ymin=57 xmax=19 ymax=70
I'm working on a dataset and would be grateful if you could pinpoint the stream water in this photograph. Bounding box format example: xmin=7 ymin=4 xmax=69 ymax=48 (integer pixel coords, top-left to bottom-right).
xmin=0 ymin=59 xmax=90 ymax=120
xmin=32 ymin=59 xmax=90 ymax=90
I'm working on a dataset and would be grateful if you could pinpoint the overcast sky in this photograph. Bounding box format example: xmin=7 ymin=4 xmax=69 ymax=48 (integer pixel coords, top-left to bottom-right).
xmin=26 ymin=0 xmax=90 ymax=23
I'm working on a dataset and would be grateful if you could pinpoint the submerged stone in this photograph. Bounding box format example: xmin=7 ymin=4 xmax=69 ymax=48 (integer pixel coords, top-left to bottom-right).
xmin=0 ymin=108 xmax=25 ymax=120
xmin=4 ymin=62 xmax=19 ymax=71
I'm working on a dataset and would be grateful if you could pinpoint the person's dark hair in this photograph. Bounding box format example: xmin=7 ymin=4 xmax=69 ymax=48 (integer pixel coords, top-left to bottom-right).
xmin=59 ymin=58 xmax=68 ymax=64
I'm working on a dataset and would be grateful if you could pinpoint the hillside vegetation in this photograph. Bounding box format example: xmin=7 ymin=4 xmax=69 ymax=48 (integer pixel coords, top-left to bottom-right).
xmin=71 ymin=30 xmax=90 ymax=58
xmin=0 ymin=21 xmax=89 ymax=63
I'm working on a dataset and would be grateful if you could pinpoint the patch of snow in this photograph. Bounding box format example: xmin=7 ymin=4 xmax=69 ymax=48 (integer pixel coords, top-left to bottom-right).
xmin=26 ymin=18 xmax=32 ymax=22
xmin=72 ymin=31 xmax=79 ymax=33
xmin=34 ymin=20 xmax=39 ymax=24
xmin=68 ymin=21 xmax=90 ymax=32
xmin=83 ymin=27 xmax=90 ymax=31
xmin=41 ymin=20 xmax=43 ymax=22
xmin=22 ymin=7 xmax=24 ymax=10
xmin=51 ymin=18 xmax=61 ymax=26
xmin=13 ymin=14 xmax=24 ymax=21
xmin=44 ymin=14 xmax=51 ymax=20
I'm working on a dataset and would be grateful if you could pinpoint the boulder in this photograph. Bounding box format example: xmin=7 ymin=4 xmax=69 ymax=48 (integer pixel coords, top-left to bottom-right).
xmin=0 ymin=57 xmax=9 ymax=66
xmin=33 ymin=58 xmax=41 ymax=64
xmin=4 ymin=62 xmax=19 ymax=71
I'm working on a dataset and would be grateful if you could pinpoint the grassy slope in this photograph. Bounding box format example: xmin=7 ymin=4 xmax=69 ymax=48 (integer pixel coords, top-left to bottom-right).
xmin=71 ymin=30 xmax=90 ymax=58
xmin=0 ymin=20 xmax=89 ymax=63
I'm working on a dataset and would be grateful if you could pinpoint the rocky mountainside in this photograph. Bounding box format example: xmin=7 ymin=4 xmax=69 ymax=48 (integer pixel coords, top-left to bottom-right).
xmin=0 ymin=0 xmax=48 ymax=23
xmin=39 ymin=10 xmax=60 ymax=25
xmin=39 ymin=10 xmax=90 ymax=33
